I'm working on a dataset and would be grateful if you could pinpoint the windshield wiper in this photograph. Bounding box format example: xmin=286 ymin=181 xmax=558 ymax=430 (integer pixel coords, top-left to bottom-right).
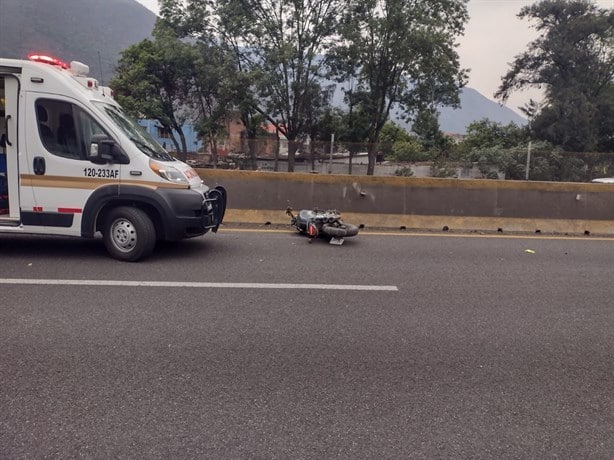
xmin=130 ymin=137 xmax=169 ymax=160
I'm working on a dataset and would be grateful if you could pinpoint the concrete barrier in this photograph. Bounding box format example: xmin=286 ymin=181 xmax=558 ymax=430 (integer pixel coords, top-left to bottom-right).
xmin=198 ymin=169 xmax=614 ymax=235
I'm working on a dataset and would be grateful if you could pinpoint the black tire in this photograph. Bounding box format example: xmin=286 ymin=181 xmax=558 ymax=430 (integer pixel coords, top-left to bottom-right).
xmin=341 ymin=222 xmax=360 ymax=237
xmin=322 ymin=223 xmax=347 ymax=238
xmin=322 ymin=222 xmax=360 ymax=238
xmin=103 ymin=206 xmax=156 ymax=262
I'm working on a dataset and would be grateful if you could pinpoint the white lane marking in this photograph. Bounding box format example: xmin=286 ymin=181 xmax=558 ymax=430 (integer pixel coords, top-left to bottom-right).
xmin=227 ymin=228 xmax=614 ymax=241
xmin=0 ymin=278 xmax=398 ymax=291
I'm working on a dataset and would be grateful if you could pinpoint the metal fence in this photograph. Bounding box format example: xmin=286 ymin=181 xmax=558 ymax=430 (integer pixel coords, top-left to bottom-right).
xmin=186 ymin=139 xmax=614 ymax=182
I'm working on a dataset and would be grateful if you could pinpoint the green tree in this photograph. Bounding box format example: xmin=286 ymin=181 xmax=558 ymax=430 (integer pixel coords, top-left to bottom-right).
xmin=456 ymin=119 xmax=527 ymax=179
xmin=459 ymin=119 xmax=527 ymax=157
xmin=379 ymin=121 xmax=427 ymax=162
xmin=497 ymin=142 xmax=581 ymax=181
xmin=168 ymin=0 xmax=345 ymax=172
xmin=113 ymin=13 xmax=240 ymax=165
xmin=302 ymin=83 xmax=337 ymax=170
xmin=214 ymin=0 xmax=343 ymax=171
xmin=308 ymin=103 xmax=371 ymax=174
xmin=389 ymin=138 xmax=428 ymax=163
xmin=111 ymin=21 xmax=196 ymax=161
xmin=331 ymin=0 xmax=468 ymax=175
xmin=338 ymin=88 xmax=372 ymax=173
xmin=190 ymin=41 xmax=240 ymax=166
xmin=495 ymin=0 xmax=614 ymax=152
xmin=412 ymin=107 xmax=452 ymax=160
xmin=379 ymin=121 xmax=413 ymax=147
xmin=162 ymin=0 xmax=271 ymax=169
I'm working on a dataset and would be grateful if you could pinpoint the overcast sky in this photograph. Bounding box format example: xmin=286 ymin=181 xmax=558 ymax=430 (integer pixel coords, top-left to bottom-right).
xmin=135 ymin=0 xmax=613 ymax=116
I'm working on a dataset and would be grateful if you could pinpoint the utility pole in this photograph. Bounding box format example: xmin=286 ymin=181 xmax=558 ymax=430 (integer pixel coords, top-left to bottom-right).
xmin=328 ymin=133 xmax=335 ymax=174
xmin=525 ymin=112 xmax=533 ymax=181
xmin=97 ymin=51 xmax=104 ymax=84
xmin=525 ymin=140 xmax=532 ymax=181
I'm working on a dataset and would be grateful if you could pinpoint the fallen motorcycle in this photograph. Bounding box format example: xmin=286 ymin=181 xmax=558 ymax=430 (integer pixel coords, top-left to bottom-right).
xmin=286 ymin=207 xmax=359 ymax=245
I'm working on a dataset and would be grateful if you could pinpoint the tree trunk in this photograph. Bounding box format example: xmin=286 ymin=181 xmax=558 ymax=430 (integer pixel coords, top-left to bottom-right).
xmin=287 ymin=139 xmax=299 ymax=173
xmin=178 ymin=129 xmax=188 ymax=162
xmin=210 ymin=137 xmax=218 ymax=168
xmin=241 ymin=113 xmax=259 ymax=171
xmin=309 ymin=137 xmax=317 ymax=172
xmin=273 ymin=135 xmax=279 ymax=172
xmin=169 ymin=134 xmax=181 ymax=157
xmin=248 ymin=137 xmax=257 ymax=170
xmin=367 ymin=141 xmax=377 ymax=176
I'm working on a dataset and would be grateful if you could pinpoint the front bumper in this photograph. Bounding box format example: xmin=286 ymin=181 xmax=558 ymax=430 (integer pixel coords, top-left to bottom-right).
xmin=155 ymin=185 xmax=227 ymax=240
xmin=202 ymin=186 xmax=227 ymax=233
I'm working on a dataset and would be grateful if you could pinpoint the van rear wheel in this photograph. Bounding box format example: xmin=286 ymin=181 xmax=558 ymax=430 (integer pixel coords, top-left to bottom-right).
xmin=103 ymin=206 xmax=156 ymax=262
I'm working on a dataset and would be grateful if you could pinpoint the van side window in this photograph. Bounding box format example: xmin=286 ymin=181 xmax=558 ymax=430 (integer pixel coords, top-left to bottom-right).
xmin=35 ymin=99 xmax=107 ymax=161
xmin=36 ymin=103 xmax=56 ymax=150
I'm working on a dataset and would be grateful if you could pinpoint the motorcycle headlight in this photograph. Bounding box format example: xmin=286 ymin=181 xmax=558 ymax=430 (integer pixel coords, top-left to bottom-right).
xmin=149 ymin=160 xmax=189 ymax=185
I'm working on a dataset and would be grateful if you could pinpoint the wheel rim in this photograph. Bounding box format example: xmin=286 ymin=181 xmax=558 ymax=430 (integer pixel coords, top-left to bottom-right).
xmin=110 ymin=218 xmax=137 ymax=253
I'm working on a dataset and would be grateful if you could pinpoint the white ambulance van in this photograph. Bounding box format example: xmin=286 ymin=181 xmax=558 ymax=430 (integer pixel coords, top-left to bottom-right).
xmin=0 ymin=54 xmax=226 ymax=261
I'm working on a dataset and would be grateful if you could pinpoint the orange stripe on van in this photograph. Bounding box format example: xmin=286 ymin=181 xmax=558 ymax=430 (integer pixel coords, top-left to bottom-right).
xmin=21 ymin=174 xmax=117 ymax=189
xmin=20 ymin=174 xmax=190 ymax=190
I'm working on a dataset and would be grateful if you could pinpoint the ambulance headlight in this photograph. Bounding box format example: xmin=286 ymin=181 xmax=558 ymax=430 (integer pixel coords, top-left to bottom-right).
xmin=149 ymin=160 xmax=189 ymax=185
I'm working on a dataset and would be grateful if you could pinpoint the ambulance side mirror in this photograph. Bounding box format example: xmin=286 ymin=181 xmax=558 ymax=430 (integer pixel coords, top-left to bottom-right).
xmin=88 ymin=135 xmax=129 ymax=165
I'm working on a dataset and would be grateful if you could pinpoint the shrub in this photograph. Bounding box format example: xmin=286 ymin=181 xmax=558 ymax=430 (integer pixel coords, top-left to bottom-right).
xmin=395 ymin=166 xmax=414 ymax=177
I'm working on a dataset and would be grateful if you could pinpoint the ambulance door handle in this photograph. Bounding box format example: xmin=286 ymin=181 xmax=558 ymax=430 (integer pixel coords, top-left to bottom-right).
xmin=33 ymin=156 xmax=46 ymax=175
xmin=4 ymin=115 xmax=12 ymax=146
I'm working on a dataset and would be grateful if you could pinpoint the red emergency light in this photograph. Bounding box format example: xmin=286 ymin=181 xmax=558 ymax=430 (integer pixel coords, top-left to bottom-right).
xmin=28 ymin=54 xmax=69 ymax=69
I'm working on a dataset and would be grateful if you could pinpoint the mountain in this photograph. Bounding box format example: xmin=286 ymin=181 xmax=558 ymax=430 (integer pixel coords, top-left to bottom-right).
xmin=438 ymin=88 xmax=526 ymax=133
xmin=0 ymin=0 xmax=157 ymax=85
xmin=0 ymin=0 xmax=525 ymax=133
xmin=331 ymin=83 xmax=526 ymax=134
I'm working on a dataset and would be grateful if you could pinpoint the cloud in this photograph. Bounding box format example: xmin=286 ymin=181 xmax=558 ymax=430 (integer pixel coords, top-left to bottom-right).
xmin=136 ymin=0 xmax=159 ymax=14
xmin=459 ymin=0 xmax=542 ymax=113
xmin=139 ymin=0 xmax=614 ymax=115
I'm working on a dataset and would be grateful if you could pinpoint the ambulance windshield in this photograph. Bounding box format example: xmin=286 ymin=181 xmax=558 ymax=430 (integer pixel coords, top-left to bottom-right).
xmin=93 ymin=102 xmax=174 ymax=161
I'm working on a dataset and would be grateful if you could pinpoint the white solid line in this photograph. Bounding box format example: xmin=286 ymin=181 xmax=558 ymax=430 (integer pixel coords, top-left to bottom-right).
xmin=0 ymin=278 xmax=398 ymax=291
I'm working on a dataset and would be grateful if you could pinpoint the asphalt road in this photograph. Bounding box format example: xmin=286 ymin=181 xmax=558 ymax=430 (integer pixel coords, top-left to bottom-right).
xmin=1 ymin=228 xmax=614 ymax=458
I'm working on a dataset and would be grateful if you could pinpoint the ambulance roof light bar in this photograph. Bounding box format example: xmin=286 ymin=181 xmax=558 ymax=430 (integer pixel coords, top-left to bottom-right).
xmin=27 ymin=54 xmax=90 ymax=77
xmin=28 ymin=53 xmax=99 ymax=92
xmin=28 ymin=53 xmax=69 ymax=69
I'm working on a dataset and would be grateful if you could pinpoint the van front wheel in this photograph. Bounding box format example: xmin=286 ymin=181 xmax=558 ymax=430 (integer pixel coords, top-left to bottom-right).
xmin=103 ymin=207 xmax=156 ymax=262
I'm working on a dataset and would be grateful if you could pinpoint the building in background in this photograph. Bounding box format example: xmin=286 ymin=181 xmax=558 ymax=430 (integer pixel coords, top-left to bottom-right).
xmin=138 ymin=116 xmax=288 ymax=162
xmin=138 ymin=119 xmax=203 ymax=154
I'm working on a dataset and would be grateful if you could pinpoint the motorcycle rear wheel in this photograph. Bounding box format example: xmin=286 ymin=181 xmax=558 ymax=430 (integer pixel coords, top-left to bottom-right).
xmin=322 ymin=222 xmax=359 ymax=238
